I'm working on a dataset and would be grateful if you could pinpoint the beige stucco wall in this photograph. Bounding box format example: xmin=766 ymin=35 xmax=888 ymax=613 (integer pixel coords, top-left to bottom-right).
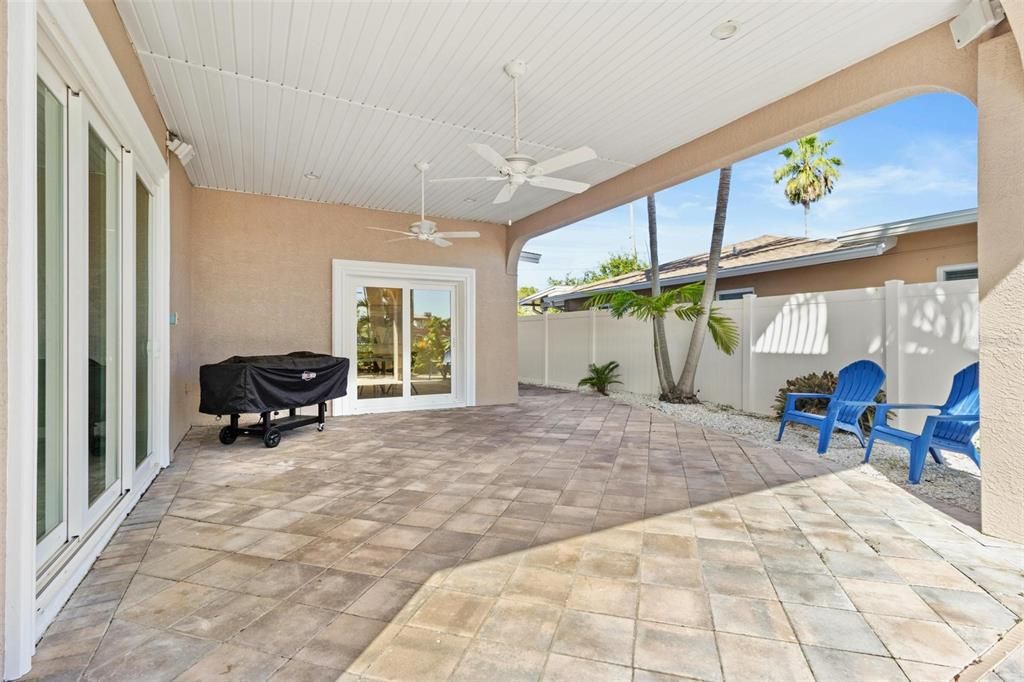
xmin=564 ymin=223 xmax=978 ymax=310
xmin=86 ymin=0 xmax=194 ymax=449
xmin=188 ymin=189 xmax=516 ymax=425
xmin=977 ymin=33 xmax=1024 ymax=544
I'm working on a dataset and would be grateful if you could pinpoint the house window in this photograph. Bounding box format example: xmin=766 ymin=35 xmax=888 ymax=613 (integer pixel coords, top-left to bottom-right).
xmin=937 ymin=263 xmax=978 ymax=281
xmin=716 ymin=287 xmax=754 ymax=301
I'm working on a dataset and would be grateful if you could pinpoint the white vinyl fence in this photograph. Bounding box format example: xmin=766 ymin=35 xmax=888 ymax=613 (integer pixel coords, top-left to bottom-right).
xmin=518 ymin=279 xmax=979 ymax=431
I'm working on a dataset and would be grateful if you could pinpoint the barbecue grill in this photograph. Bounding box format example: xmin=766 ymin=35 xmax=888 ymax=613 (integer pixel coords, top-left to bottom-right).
xmin=199 ymin=352 xmax=349 ymax=448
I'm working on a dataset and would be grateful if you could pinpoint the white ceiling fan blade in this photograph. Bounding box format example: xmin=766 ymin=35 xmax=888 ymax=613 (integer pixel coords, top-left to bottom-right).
xmin=366 ymin=226 xmax=414 ymax=236
xmin=430 ymin=176 xmax=505 ymax=183
xmin=385 ymin=236 xmax=417 ymax=243
xmin=527 ymin=175 xmax=590 ymax=194
xmin=493 ymin=183 xmax=518 ymax=204
xmin=432 ymin=237 xmax=453 ymax=248
xmin=434 ymin=231 xmax=480 ymax=239
xmin=469 ymin=143 xmax=510 ymax=171
xmin=529 ymin=146 xmax=597 ymax=176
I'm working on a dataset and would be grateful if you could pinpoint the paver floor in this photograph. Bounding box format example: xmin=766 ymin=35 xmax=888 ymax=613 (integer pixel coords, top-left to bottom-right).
xmin=24 ymin=386 xmax=1024 ymax=681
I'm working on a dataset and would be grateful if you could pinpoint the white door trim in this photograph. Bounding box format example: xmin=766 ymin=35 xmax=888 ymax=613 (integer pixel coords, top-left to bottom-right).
xmin=331 ymin=259 xmax=476 ymax=415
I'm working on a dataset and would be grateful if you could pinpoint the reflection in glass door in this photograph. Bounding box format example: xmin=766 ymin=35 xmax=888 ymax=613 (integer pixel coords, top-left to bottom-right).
xmin=356 ymin=287 xmax=404 ymax=400
xmin=135 ymin=178 xmax=152 ymax=467
xmin=411 ymin=289 xmax=452 ymax=397
xmin=37 ymin=76 xmax=67 ymax=564
xmin=86 ymin=125 xmax=121 ymax=508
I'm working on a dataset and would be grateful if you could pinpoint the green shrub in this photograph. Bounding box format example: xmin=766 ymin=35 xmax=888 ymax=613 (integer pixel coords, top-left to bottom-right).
xmin=773 ymin=370 xmax=887 ymax=433
xmin=578 ymin=361 xmax=623 ymax=396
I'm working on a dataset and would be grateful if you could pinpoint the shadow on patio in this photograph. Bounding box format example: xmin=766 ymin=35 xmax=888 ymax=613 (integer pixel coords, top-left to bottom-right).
xmin=24 ymin=386 xmax=1023 ymax=681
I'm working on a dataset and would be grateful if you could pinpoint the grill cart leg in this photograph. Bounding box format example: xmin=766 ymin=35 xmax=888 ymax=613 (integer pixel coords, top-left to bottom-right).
xmin=219 ymin=414 xmax=239 ymax=444
xmin=317 ymin=402 xmax=326 ymax=432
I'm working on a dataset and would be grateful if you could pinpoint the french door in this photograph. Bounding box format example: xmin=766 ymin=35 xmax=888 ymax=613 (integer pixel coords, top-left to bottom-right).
xmin=334 ymin=261 xmax=475 ymax=414
xmin=35 ymin=56 xmax=155 ymax=570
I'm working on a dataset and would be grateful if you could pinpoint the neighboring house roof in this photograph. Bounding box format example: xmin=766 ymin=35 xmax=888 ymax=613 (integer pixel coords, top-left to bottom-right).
xmin=547 ymin=207 xmax=976 ymax=305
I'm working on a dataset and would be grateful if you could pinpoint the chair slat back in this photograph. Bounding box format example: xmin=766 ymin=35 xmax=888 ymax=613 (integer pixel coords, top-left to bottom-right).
xmin=934 ymin=363 xmax=980 ymax=443
xmin=834 ymin=360 xmax=886 ymax=426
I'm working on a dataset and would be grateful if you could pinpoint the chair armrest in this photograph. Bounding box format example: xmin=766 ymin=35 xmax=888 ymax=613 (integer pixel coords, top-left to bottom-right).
xmin=876 ymin=403 xmax=943 ymax=411
xmin=784 ymin=392 xmax=832 ymax=412
xmin=928 ymin=413 xmax=980 ymax=422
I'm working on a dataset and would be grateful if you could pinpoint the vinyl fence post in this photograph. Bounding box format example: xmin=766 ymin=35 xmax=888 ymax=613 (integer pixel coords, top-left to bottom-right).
xmin=543 ymin=309 xmax=550 ymax=386
xmin=884 ymin=280 xmax=904 ymax=427
xmin=590 ymin=308 xmax=597 ymax=366
xmin=741 ymin=293 xmax=757 ymax=412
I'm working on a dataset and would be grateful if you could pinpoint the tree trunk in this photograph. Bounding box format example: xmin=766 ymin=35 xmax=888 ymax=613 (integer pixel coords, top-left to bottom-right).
xmin=803 ymin=204 xmax=809 ymax=238
xmin=675 ymin=166 xmax=732 ymax=402
xmin=647 ymin=194 xmax=674 ymax=398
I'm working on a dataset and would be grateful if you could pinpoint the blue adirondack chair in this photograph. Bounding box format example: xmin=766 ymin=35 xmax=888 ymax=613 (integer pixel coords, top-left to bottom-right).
xmin=863 ymin=362 xmax=980 ymax=484
xmin=776 ymin=360 xmax=886 ymax=454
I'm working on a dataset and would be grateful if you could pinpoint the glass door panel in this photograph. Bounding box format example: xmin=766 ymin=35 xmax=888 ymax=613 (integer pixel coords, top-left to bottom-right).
xmin=135 ymin=178 xmax=151 ymax=467
xmin=356 ymin=286 xmax=404 ymax=400
xmin=36 ymin=77 xmax=66 ymax=560
xmin=411 ymin=289 xmax=452 ymax=397
xmin=87 ymin=126 xmax=120 ymax=505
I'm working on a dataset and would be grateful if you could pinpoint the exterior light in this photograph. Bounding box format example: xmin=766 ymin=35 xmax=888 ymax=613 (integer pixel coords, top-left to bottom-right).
xmin=304 ymin=172 xmax=320 ymax=180
xmin=711 ymin=20 xmax=739 ymax=40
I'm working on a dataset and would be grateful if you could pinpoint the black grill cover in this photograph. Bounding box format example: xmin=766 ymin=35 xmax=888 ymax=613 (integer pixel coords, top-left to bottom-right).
xmin=199 ymin=352 xmax=349 ymax=415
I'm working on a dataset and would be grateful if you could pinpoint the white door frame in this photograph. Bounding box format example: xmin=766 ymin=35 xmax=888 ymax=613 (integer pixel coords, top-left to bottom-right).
xmin=5 ymin=1 xmax=171 ymax=676
xmin=332 ymin=259 xmax=476 ymax=415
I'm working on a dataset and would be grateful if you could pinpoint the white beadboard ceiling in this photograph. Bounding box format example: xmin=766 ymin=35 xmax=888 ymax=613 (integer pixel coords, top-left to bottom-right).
xmin=115 ymin=1 xmax=964 ymax=225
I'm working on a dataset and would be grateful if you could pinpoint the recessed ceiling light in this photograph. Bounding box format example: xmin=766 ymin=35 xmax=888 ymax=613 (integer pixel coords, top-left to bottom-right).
xmin=711 ymin=20 xmax=739 ymax=40
xmin=303 ymin=172 xmax=320 ymax=180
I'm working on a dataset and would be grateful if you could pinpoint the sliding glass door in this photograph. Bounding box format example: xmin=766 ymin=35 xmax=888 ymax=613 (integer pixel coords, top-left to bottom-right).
xmin=35 ymin=58 xmax=156 ymax=570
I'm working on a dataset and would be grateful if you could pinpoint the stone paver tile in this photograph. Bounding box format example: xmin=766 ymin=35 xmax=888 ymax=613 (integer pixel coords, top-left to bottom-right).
xmin=451 ymin=639 xmax=547 ymax=682
xmin=642 ymin=533 xmax=698 ymax=559
xmin=345 ymin=578 xmax=422 ymax=621
xmin=138 ymin=545 xmax=224 ymax=580
xmin=709 ymin=594 xmax=795 ymax=641
xmin=177 ymin=642 xmax=287 ymax=681
xmin=240 ymin=532 xmax=317 ymax=560
xmin=333 ymin=544 xmax=408 ymax=576
xmin=783 ymin=603 xmax=888 ymax=656
xmin=568 ymin=575 xmax=639 ymax=618
xmin=242 ymin=509 xmax=308 ymax=531
xmin=896 ymin=659 xmax=961 ymax=682
xmin=542 ymin=653 xmax=632 ymax=682
xmin=420 ymin=494 xmax=473 ymax=513
xmin=802 ymin=645 xmax=908 ymax=681
xmin=363 ymin=626 xmax=470 ymax=681
xmin=522 ymin=542 xmax=582 ymax=573
xmin=386 ymin=551 xmax=459 ymax=584
xmin=640 ymin=556 xmax=703 ymax=590
xmin=717 ymin=632 xmax=813 ymax=682
xmin=172 ymin=592 xmax=278 ymax=640
xmin=488 ymin=517 xmax=544 ymax=542
xmin=994 ymin=643 xmax=1024 ymax=679
xmin=551 ymin=609 xmax=635 ymax=665
xmin=823 ymin=550 xmax=904 ymax=583
xmin=415 ymin=529 xmax=482 ymax=558
xmin=584 ymin=527 xmax=643 ymax=554
xmin=577 ymin=548 xmax=639 ymax=580
xmin=268 ymin=659 xmax=342 ymax=682
xmin=884 ymin=557 xmax=981 ymax=591
xmin=285 ymin=538 xmax=359 ymax=567
xmin=186 ymin=554 xmax=273 ymax=590
xmin=292 ymin=568 xmax=377 ymax=611
xmin=476 ymin=599 xmax=563 ymax=651
xmin=367 ymin=525 xmax=432 ymax=550
xmin=702 ymin=562 xmax=776 ymax=600
xmin=697 ymin=539 xmax=762 ymax=565
xmin=84 ymin=629 xmax=216 ymax=682
xmin=238 ymin=560 xmax=324 ymax=599
xmin=639 ymin=584 xmax=712 ymax=629
xmin=408 ymin=588 xmax=495 ymax=637
xmin=865 ymin=613 xmax=979 ymax=667
xmin=769 ymin=570 xmax=855 ymax=610
xmin=116 ymin=582 xmax=225 ymax=628
xmin=503 ymin=566 xmax=573 ymax=607
xmin=295 ymin=613 xmax=389 ymax=670
xmin=326 ymin=519 xmax=388 ymax=543
xmin=443 ymin=512 xmax=498 ymax=535
xmin=756 ymin=544 xmax=829 ymax=574
xmin=634 ymin=620 xmax=722 ymax=681
xmin=232 ymin=602 xmax=336 ymax=658
xmin=398 ymin=509 xmax=453 ymax=529
xmin=837 ymin=578 xmax=942 ymax=621
xmin=913 ymin=586 xmax=1019 ymax=630
xmin=442 ymin=560 xmax=516 ymax=597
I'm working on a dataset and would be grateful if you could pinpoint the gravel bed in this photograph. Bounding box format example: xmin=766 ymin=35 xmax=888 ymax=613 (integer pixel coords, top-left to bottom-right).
xmin=531 ymin=383 xmax=981 ymax=514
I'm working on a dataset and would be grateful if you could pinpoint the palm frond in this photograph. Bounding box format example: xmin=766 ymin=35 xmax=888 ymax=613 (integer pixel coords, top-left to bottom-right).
xmin=706 ymin=307 xmax=740 ymax=355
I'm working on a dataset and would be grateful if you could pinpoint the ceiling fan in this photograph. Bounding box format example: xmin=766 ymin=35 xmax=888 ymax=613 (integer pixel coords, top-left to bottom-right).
xmin=433 ymin=60 xmax=597 ymax=205
xmin=365 ymin=161 xmax=480 ymax=247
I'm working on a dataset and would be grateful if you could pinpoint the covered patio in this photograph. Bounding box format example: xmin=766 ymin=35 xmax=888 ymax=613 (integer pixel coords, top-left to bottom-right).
xmin=26 ymin=387 xmax=1022 ymax=681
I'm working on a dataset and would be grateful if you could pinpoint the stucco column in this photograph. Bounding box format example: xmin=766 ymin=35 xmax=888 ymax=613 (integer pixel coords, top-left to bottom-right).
xmin=977 ymin=32 xmax=1024 ymax=543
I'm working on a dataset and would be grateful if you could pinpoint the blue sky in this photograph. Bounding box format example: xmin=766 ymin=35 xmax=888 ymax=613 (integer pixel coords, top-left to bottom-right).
xmin=518 ymin=93 xmax=978 ymax=290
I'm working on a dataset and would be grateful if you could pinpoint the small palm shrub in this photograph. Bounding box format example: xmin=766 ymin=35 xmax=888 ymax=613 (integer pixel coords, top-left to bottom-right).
xmin=773 ymin=370 xmax=887 ymax=433
xmin=579 ymin=361 xmax=623 ymax=396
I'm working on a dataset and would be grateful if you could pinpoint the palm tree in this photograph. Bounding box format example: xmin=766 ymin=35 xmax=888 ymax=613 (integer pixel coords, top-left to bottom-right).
xmin=773 ymin=134 xmax=842 ymax=237
xmin=676 ymin=166 xmax=733 ymax=402
xmin=646 ymin=194 xmax=674 ymax=399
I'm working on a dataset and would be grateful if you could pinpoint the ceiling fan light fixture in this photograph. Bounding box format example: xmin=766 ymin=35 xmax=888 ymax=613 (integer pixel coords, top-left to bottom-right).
xmin=711 ymin=20 xmax=739 ymax=40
